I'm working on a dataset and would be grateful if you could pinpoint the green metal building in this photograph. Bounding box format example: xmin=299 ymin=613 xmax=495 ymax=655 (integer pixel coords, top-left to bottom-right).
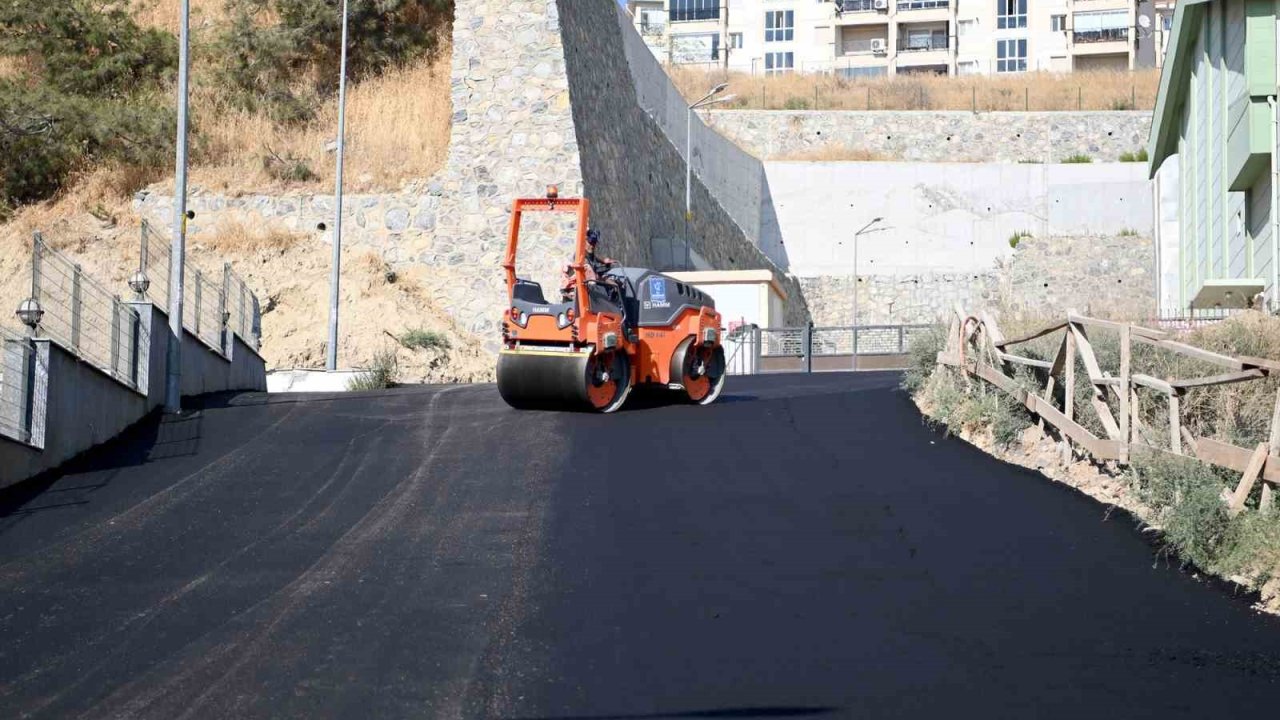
xmin=1149 ymin=0 xmax=1278 ymax=311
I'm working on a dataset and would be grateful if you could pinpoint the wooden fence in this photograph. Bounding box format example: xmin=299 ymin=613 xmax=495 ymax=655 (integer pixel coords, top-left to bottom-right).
xmin=938 ymin=306 xmax=1280 ymax=515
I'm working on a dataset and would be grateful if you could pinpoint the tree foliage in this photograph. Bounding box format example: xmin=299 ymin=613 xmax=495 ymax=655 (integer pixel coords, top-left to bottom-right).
xmin=218 ymin=0 xmax=452 ymax=123
xmin=0 ymin=1 xmax=176 ymax=213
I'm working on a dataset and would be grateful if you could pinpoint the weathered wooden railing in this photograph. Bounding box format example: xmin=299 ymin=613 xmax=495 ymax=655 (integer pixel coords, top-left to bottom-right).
xmin=938 ymin=305 xmax=1280 ymax=515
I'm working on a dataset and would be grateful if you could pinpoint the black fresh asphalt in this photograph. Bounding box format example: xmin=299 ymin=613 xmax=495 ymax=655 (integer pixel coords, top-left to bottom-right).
xmin=2 ymin=372 xmax=1280 ymax=718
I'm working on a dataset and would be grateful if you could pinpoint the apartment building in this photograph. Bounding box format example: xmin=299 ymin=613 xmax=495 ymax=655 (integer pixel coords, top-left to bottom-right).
xmin=625 ymin=0 xmax=1174 ymax=76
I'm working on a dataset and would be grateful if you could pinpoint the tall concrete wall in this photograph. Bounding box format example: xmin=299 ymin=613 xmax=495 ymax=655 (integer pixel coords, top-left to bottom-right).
xmin=768 ymin=161 xmax=1153 ymax=277
xmin=0 ymin=304 xmax=267 ymax=488
xmin=801 ymin=233 xmax=1156 ymax=327
xmin=704 ymin=110 xmax=1154 ymax=163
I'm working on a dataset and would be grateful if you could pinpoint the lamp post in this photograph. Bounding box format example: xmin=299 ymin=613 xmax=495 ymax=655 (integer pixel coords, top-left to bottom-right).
xmin=327 ymin=0 xmax=351 ymax=372
xmin=165 ymin=0 xmax=192 ymax=413
xmin=685 ymin=82 xmax=736 ymax=269
xmin=852 ymin=216 xmax=883 ymax=371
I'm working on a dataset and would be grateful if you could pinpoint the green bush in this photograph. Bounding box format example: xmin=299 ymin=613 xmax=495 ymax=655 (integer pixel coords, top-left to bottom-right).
xmin=1008 ymin=230 xmax=1032 ymax=249
xmin=783 ymin=96 xmax=811 ymax=110
xmin=0 ymin=2 xmax=176 ymax=208
xmin=1061 ymin=154 xmax=1093 ymax=164
xmin=348 ymin=349 xmax=398 ymax=391
xmin=1118 ymin=148 xmax=1149 ymax=163
xmin=218 ymin=0 xmax=452 ymax=122
xmin=400 ymin=328 xmax=450 ymax=352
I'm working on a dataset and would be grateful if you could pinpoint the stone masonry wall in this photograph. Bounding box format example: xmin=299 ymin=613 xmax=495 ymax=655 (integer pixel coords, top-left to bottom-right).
xmin=136 ymin=0 xmax=812 ymax=350
xmin=704 ymin=111 xmax=1153 ymax=163
xmin=800 ymin=233 xmax=1156 ymax=326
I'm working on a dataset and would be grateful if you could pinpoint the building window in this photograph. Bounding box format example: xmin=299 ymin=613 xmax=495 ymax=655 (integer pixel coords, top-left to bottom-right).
xmin=765 ymin=10 xmax=795 ymax=42
xmin=671 ymin=33 xmax=721 ymax=64
xmin=901 ymin=28 xmax=948 ymax=51
xmin=670 ymin=0 xmax=719 ymax=23
xmin=996 ymin=38 xmax=1026 ymax=72
xmin=1050 ymin=14 xmax=1066 ymax=32
xmin=1073 ymin=10 xmax=1129 ymax=43
xmin=958 ymin=19 xmax=976 ymax=35
xmin=729 ymin=32 xmax=744 ymax=49
xmin=996 ymin=0 xmax=1026 ymax=29
xmin=957 ymin=60 xmax=979 ymax=75
xmin=897 ymin=0 xmax=949 ymax=10
xmin=764 ymin=51 xmax=795 ymax=74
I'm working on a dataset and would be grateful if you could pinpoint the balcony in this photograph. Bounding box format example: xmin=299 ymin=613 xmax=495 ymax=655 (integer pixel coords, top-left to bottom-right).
xmin=836 ymin=0 xmax=883 ymax=12
xmin=897 ymin=34 xmax=949 ymax=52
xmin=640 ymin=20 xmax=667 ymax=37
xmin=896 ymin=0 xmax=949 ymax=11
xmin=669 ymin=7 xmax=720 ymax=23
xmin=1073 ymin=27 xmax=1129 ymax=43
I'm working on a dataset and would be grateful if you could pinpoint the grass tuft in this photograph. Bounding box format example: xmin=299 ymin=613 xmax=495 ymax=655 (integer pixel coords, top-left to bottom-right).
xmin=1061 ymin=154 xmax=1093 ymax=164
xmin=400 ymin=328 xmax=450 ymax=352
xmin=348 ymin=348 xmax=398 ymax=391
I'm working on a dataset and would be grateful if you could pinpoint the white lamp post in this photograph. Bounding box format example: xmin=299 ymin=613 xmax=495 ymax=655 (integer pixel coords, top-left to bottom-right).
xmin=685 ymin=82 xmax=735 ymax=269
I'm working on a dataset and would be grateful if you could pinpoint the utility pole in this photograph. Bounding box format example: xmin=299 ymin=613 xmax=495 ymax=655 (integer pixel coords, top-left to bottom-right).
xmin=165 ymin=0 xmax=191 ymax=413
xmin=328 ymin=0 xmax=351 ymax=371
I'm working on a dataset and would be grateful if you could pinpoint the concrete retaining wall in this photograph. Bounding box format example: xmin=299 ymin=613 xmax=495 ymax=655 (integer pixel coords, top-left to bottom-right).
xmin=703 ymin=110 xmax=1153 ymax=163
xmin=0 ymin=303 xmax=267 ymax=488
xmin=766 ymin=161 xmax=1153 ymax=277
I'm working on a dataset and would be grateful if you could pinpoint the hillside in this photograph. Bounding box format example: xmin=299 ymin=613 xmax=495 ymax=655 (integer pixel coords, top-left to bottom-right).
xmin=0 ymin=1 xmax=475 ymax=382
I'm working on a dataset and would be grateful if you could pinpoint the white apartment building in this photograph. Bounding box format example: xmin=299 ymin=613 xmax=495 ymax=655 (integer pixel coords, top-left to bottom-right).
xmin=625 ymin=0 xmax=1173 ymax=76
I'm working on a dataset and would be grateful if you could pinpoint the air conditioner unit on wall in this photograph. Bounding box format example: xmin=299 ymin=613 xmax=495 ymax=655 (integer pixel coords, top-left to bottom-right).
xmin=870 ymin=38 xmax=887 ymax=53
xmin=874 ymin=0 xmax=889 ymax=10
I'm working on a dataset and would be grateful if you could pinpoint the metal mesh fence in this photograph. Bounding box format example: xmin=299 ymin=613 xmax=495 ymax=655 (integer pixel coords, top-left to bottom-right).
xmin=761 ymin=324 xmax=932 ymax=359
xmin=761 ymin=328 xmax=805 ymax=357
xmin=0 ymin=327 xmax=34 ymax=443
xmin=33 ymin=235 xmax=142 ymax=385
xmin=138 ymin=221 xmax=260 ymax=352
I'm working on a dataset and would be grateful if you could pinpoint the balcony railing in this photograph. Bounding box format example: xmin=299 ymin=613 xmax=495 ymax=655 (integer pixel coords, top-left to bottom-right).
xmin=898 ymin=36 xmax=949 ymax=51
xmin=836 ymin=0 xmax=880 ymax=12
xmin=897 ymin=0 xmax=949 ymax=10
xmin=670 ymin=7 xmax=720 ymax=22
xmin=1074 ymin=27 xmax=1129 ymax=43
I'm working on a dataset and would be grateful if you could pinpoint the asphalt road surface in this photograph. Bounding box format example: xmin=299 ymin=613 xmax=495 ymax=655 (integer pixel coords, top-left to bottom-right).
xmin=3 ymin=372 xmax=1280 ymax=719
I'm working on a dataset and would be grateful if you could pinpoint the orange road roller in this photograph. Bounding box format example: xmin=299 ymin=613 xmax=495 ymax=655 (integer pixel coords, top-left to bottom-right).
xmin=497 ymin=190 xmax=726 ymax=412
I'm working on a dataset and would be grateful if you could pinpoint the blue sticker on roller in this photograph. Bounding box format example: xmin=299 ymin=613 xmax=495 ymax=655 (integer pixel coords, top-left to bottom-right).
xmin=649 ymin=277 xmax=667 ymax=303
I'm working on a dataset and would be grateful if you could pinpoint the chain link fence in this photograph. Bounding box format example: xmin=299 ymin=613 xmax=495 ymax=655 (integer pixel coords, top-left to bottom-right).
xmin=32 ymin=234 xmax=142 ymax=386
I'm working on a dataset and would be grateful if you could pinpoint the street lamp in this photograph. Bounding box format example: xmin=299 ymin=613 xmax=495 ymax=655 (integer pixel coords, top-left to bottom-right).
xmin=852 ymin=216 xmax=883 ymax=370
xmin=328 ymin=0 xmax=352 ymax=372
xmin=685 ymin=82 xmax=736 ymax=269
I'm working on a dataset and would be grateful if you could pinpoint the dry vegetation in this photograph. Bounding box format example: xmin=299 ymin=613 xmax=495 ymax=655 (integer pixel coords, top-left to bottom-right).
xmin=0 ymin=0 xmax=462 ymax=377
xmin=906 ymin=313 xmax=1280 ymax=615
xmin=670 ymin=66 xmax=1161 ymax=112
xmin=772 ymin=144 xmax=897 ymax=162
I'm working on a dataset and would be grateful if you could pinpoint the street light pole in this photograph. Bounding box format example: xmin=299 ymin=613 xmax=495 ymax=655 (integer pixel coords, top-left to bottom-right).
xmin=165 ymin=0 xmax=191 ymax=413
xmin=327 ymin=0 xmax=351 ymax=372
xmin=852 ymin=216 xmax=883 ymax=371
xmin=685 ymin=83 xmax=734 ymax=270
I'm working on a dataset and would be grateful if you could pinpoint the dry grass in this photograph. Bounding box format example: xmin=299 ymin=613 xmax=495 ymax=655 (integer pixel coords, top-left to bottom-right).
xmin=773 ymin=144 xmax=897 ymax=162
xmin=191 ymin=49 xmax=453 ymax=193
xmin=131 ymin=0 xmax=229 ymax=33
xmin=670 ymin=66 xmax=1161 ymax=112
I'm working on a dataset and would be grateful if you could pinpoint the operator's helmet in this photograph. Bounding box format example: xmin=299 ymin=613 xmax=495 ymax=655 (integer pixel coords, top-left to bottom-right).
xmin=586 ymin=228 xmax=600 ymax=247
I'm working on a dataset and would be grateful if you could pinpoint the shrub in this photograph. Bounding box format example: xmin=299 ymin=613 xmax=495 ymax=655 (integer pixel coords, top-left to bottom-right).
xmin=1118 ymin=148 xmax=1149 ymax=163
xmin=262 ymin=147 xmax=318 ymax=182
xmin=1117 ymin=228 xmax=1139 ymax=237
xmin=901 ymin=324 xmax=947 ymax=394
xmin=0 ymin=2 xmax=176 ymax=208
xmin=783 ymin=96 xmax=811 ymax=110
xmin=348 ymin=349 xmax=398 ymax=390
xmin=217 ymin=0 xmax=452 ymax=122
xmin=1061 ymin=154 xmax=1093 ymax=164
xmin=400 ymin=328 xmax=450 ymax=352
xmin=1008 ymin=230 xmax=1032 ymax=248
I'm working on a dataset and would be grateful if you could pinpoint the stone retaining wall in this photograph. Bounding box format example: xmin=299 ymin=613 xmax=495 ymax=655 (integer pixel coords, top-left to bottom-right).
xmin=800 ymin=234 xmax=1156 ymax=326
xmin=703 ymin=111 xmax=1153 ymax=164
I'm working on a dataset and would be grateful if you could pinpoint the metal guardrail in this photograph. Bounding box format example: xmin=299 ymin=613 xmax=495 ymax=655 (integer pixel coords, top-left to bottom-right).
xmin=32 ymin=234 xmax=142 ymax=386
xmin=724 ymin=323 xmax=931 ymax=374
